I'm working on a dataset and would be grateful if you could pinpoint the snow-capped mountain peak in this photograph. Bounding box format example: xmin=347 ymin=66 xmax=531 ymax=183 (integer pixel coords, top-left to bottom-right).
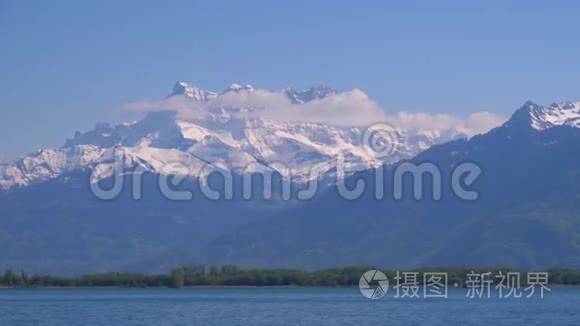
xmin=171 ymin=82 xmax=335 ymax=104
xmin=509 ymin=100 xmax=580 ymax=131
xmin=284 ymin=84 xmax=338 ymax=104
xmin=171 ymin=82 xmax=217 ymax=101
xmin=222 ymin=83 xmax=255 ymax=94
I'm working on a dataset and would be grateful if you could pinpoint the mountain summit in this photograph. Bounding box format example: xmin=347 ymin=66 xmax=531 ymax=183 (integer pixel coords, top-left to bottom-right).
xmin=284 ymin=84 xmax=338 ymax=104
xmin=507 ymin=100 xmax=580 ymax=132
xmin=171 ymin=82 xmax=217 ymax=101
xmin=221 ymin=83 xmax=255 ymax=94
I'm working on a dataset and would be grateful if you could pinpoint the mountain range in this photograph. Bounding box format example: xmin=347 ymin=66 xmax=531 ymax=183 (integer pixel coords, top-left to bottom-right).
xmin=0 ymin=82 xmax=465 ymax=190
xmin=1 ymin=83 xmax=579 ymax=273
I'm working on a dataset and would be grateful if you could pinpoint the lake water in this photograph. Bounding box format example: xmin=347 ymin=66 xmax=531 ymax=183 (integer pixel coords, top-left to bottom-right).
xmin=0 ymin=288 xmax=579 ymax=325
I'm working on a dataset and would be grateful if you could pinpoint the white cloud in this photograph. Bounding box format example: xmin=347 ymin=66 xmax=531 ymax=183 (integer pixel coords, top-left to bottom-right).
xmin=386 ymin=111 xmax=506 ymax=136
xmin=124 ymin=87 xmax=505 ymax=136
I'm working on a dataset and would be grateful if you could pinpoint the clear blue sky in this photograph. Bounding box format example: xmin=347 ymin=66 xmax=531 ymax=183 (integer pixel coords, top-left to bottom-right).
xmin=1 ymin=0 xmax=580 ymax=159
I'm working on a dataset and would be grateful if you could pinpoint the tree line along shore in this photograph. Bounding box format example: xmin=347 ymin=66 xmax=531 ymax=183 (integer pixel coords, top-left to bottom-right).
xmin=1 ymin=266 xmax=579 ymax=288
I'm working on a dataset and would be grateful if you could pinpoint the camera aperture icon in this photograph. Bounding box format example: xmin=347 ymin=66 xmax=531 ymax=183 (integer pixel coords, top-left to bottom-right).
xmin=359 ymin=270 xmax=389 ymax=299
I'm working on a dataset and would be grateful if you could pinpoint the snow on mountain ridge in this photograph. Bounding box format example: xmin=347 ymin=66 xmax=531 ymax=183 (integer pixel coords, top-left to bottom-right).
xmin=172 ymin=82 xmax=217 ymax=102
xmin=0 ymin=145 xmax=104 ymax=189
xmin=0 ymin=82 xmax=467 ymax=190
xmin=221 ymin=83 xmax=255 ymax=94
xmin=173 ymin=81 xmax=337 ymax=104
xmin=284 ymin=84 xmax=338 ymax=104
xmin=0 ymin=114 xmax=450 ymax=190
xmin=513 ymin=100 xmax=580 ymax=131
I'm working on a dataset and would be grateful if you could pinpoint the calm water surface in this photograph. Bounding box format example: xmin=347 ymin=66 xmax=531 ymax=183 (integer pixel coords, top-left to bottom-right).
xmin=0 ymin=288 xmax=579 ymax=325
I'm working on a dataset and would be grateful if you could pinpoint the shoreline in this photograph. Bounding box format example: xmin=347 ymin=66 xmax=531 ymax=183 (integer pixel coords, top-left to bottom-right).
xmin=1 ymin=284 xmax=579 ymax=290
xmin=0 ymin=285 xmax=346 ymax=289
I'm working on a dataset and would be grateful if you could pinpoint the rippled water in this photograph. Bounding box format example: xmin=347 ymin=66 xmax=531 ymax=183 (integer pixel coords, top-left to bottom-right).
xmin=0 ymin=288 xmax=579 ymax=325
